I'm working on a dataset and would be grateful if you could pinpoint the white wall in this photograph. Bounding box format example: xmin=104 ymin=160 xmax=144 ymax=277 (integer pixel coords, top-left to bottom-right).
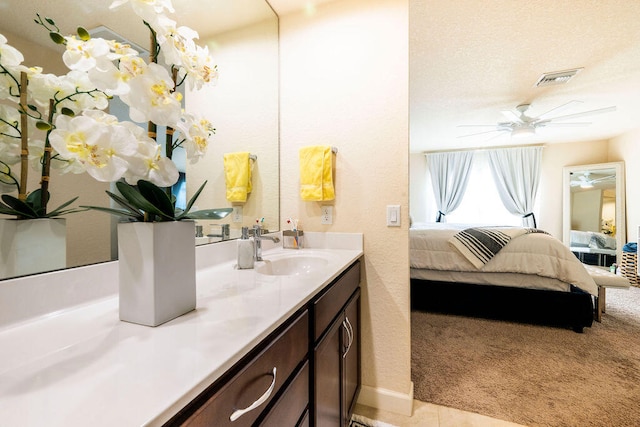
xmin=278 ymin=0 xmax=413 ymax=414
xmin=186 ymin=18 xmax=279 ymax=235
xmin=610 ymin=128 xmax=640 ymax=242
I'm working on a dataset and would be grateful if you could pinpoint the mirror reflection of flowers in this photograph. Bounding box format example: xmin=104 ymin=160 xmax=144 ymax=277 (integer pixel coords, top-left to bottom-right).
xmin=0 ymin=0 xmax=230 ymax=222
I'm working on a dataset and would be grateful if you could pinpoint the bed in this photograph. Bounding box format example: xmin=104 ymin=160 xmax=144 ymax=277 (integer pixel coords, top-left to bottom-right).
xmin=410 ymin=223 xmax=597 ymax=332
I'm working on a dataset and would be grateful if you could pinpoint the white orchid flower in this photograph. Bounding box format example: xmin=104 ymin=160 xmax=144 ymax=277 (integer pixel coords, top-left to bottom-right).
xmin=0 ymin=34 xmax=24 ymax=67
xmin=175 ymin=112 xmax=214 ymax=163
xmin=122 ymin=62 xmax=182 ymax=126
xmin=110 ymin=0 xmax=174 ymax=28
xmin=62 ymin=36 xmax=111 ymax=72
xmin=48 ymin=113 xmax=137 ymax=182
xmin=123 ymin=137 xmax=179 ymax=187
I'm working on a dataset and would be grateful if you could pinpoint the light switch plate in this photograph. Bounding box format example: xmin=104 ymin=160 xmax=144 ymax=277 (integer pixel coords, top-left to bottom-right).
xmin=232 ymin=206 xmax=243 ymax=223
xmin=387 ymin=205 xmax=400 ymax=227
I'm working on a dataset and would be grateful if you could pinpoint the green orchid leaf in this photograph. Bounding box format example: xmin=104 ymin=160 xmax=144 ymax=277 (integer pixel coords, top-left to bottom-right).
xmin=183 ymin=180 xmax=207 ymax=216
xmin=80 ymin=205 xmax=144 ymax=220
xmin=43 ymin=207 xmax=87 ymax=218
xmin=104 ymin=190 xmax=144 ymax=216
xmin=1 ymin=194 xmax=39 ymax=218
xmin=0 ymin=202 xmax=24 ymax=217
xmin=116 ymin=181 xmax=173 ymax=221
xmin=27 ymin=104 xmax=38 ymax=112
xmin=26 ymin=189 xmax=49 ymax=215
xmin=46 ymin=196 xmax=82 ymax=217
xmin=181 ymin=208 xmax=233 ymax=220
xmin=45 ymin=17 xmax=56 ymax=26
xmin=137 ymin=180 xmax=175 ymax=218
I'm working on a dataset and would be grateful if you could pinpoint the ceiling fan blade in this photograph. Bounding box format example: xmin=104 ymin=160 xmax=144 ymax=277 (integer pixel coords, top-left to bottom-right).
xmin=536 ymin=100 xmax=584 ymax=120
xmin=456 ymin=124 xmax=501 ymax=127
xmin=501 ymin=109 xmax=523 ymax=123
xmin=539 ymin=122 xmax=591 ymax=127
xmin=456 ymin=128 xmax=505 ymax=138
xmin=539 ymin=106 xmax=616 ymax=123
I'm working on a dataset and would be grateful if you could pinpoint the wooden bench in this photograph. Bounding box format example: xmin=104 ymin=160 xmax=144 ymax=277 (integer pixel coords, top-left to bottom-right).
xmin=584 ymin=264 xmax=631 ymax=322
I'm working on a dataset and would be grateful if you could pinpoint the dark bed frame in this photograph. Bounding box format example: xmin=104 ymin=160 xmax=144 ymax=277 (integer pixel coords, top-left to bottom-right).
xmin=411 ymin=279 xmax=594 ymax=332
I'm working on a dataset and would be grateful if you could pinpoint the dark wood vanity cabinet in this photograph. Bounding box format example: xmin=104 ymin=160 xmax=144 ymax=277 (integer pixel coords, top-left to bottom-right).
xmin=165 ymin=259 xmax=361 ymax=427
xmin=312 ymin=261 xmax=361 ymax=427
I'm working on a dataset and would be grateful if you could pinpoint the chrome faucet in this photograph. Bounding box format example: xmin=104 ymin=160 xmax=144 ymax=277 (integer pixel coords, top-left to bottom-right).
xmin=207 ymin=224 xmax=230 ymax=241
xmin=253 ymin=225 xmax=280 ymax=261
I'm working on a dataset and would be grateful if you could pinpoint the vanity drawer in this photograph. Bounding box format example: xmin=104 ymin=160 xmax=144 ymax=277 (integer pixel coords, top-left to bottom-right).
xmin=258 ymin=361 xmax=309 ymax=426
xmin=313 ymin=260 xmax=361 ymax=341
xmin=181 ymin=310 xmax=309 ymax=427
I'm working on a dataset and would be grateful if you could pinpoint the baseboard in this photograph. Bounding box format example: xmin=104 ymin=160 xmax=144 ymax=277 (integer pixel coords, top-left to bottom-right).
xmin=356 ymin=382 xmax=414 ymax=416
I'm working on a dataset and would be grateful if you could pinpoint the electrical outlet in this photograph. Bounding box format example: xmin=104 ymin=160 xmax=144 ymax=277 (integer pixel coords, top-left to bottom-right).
xmin=232 ymin=206 xmax=243 ymax=223
xmin=321 ymin=206 xmax=333 ymax=224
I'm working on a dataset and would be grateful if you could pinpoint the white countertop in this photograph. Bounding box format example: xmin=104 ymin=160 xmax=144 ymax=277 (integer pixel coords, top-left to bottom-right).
xmin=0 ymin=233 xmax=362 ymax=426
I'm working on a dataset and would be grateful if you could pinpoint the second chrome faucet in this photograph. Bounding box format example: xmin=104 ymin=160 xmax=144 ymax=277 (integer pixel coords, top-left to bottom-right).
xmin=253 ymin=224 xmax=280 ymax=261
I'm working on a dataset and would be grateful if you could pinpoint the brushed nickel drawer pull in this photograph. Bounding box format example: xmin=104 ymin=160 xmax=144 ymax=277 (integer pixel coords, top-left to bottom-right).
xmin=229 ymin=367 xmax=277 ymax=422
xmin=343 ymin=317 xmax=354 ymax=358
xmin=342 ymin=318 xmax=353 ymax=358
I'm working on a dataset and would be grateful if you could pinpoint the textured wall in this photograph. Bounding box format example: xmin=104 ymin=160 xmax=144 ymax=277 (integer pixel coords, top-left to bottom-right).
xmin=278 ymin=0 xmax=412 ymax=405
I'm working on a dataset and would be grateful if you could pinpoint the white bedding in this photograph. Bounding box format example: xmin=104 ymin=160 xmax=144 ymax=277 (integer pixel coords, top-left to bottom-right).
xmin=410 ymin=226 xmax=598 ymax=296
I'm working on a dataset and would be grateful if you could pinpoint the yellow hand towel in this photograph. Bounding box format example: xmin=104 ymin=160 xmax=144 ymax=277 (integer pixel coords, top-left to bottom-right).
xmin=224 ymin=152 xmax=252 ymax=202
xmin=299 ymin=145 xmax=335 ymax=201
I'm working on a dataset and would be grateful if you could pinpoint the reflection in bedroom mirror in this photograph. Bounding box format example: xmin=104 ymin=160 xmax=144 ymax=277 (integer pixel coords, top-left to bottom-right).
xmin=562 ymin=162 xmax=626 ymax=268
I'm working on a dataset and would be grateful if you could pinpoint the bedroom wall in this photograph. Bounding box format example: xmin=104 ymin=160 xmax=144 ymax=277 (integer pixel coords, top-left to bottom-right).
xmin=610 ymin=128 xmax=640 ymax=243
xmin=278 ymin=0 xmax=413 ymax=414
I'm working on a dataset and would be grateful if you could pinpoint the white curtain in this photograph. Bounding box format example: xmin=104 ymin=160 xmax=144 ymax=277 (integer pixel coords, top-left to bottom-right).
xmin=426 ymin=151 xmax=474 ymax=222
xmin=487 ymin=146 xmax=542 ymax=228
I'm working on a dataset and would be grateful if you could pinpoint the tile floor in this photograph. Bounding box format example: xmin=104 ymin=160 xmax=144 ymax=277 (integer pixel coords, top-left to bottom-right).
xmin=354 ymin=400 xmax=526 ymax=427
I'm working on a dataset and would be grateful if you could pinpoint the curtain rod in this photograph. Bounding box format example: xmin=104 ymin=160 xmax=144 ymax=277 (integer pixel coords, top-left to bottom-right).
xmin=422 ymin=143 xmax=546 ymax=155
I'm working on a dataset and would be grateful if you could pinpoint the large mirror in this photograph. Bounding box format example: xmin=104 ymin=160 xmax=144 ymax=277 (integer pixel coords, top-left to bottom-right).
xmin=0 ymin=0 xmax=279 ymax=279
xmin=562 ymin=162 xmax=625 ymax=267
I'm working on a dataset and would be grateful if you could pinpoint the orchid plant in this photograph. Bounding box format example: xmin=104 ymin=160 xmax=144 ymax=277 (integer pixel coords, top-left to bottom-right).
xmin=0 ymin=0 xmax=231 ymax=222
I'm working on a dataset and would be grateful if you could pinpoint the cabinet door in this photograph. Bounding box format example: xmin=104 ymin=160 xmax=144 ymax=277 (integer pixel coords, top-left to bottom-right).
xmin=342 ymin=290 xmax=361 ymax=425
xmin=313 ymin=315 xmax=343 ymax=427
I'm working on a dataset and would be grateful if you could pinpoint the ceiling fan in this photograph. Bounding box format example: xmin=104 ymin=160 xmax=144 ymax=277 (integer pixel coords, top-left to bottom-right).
xmin=457 ymin=101 xmax=616 ymax=139
xmin=570 ymin=171 xmax=616 ymax=188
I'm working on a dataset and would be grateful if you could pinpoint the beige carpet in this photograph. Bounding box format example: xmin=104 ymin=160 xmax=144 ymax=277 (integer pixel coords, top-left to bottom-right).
xmin=412 ymin=286 xmax=640 ymax=427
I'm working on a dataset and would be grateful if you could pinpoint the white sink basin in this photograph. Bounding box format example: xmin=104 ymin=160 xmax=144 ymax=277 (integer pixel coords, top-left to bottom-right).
xmin=256 ymin=255 xmax=329 ymax=276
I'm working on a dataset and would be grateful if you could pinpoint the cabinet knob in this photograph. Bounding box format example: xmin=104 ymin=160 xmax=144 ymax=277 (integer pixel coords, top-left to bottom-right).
xmin=229 ymin=367 xmax=277 ymax=422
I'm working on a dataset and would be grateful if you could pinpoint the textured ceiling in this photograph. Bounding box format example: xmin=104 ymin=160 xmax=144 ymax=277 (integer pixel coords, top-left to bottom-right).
xmin=410 ymin=0 xmax=640 ymax=152
xmin=3 ymin=0 xmax=637 ymax=154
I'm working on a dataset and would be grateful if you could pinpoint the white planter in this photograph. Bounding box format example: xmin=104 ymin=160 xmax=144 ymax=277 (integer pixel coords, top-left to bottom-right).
xmin=117 ymin=221 xmax=196 ymax=327
xmin=0 ymin=218 xmax=66 ymax=279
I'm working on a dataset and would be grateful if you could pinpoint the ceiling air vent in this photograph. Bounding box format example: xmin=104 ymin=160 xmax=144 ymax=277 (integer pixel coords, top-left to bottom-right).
xmin=534 ymin=68 xmax=583 ymax=87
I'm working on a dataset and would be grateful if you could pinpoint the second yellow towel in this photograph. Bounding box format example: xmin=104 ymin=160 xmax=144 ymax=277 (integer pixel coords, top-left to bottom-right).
xmin=224 ymin=152 xmax=252 ymax=202
xmin=299 ymin=145 xmax=335 ymax=201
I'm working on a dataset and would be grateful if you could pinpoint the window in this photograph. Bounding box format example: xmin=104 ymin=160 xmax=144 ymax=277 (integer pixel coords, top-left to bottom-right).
xmin=426 ymin=151 xmax=523 ymax=226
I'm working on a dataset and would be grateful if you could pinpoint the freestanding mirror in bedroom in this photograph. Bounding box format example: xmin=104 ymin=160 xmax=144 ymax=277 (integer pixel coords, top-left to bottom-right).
xmin=562 ymin=161 xmax=626 ymax=267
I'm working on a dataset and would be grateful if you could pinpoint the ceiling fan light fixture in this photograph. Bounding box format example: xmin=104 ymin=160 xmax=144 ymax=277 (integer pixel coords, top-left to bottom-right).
xmin=511 ymin=126 xmax=535 ymax=138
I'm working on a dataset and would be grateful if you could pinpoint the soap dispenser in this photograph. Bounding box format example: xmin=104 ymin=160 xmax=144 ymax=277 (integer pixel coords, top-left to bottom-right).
xmin=237 ymin=226 xmax=255 ymax=269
